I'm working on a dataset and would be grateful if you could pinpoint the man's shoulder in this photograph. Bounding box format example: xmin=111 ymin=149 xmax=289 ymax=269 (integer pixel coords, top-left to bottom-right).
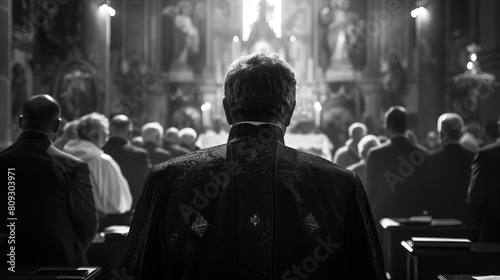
xmin=123 ymin=143 xmax=149 ymax=156
xmin=154 ymin=144 xmax=227 ymax=173
xmin=47 ymin=145 xmax=86 ymax=164
xmin=286 ymin=145 xmax=355 ymax=181
xmin=334 ymin=145 xmax=348 ymax=155
xmin=480 ymin=141 xmax=500 ymax=154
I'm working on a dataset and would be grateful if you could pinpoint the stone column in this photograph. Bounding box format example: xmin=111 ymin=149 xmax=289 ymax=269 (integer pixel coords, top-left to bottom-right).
xmin=0 ymin=0 xmax=11 ymax=144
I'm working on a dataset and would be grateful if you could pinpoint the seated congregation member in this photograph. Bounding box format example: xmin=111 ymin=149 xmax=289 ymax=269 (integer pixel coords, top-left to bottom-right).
xmin=102 ymin=114 xmax=151 ymax=210
xmin=163 ymin=126 xmax=190 ymax=158
xmin=333 ymin=122 xmax=367 ymax=168
xmin=346 ymin=134 xmax=381 ymax=185
xmin=366 ymin=106 xmax=430 ymax=228
xmin=179 ymin=127 xmax=200 ymax=152
xmin=141 ymin=122 xmax=172 ymax=165
xmin=53 ymin=119 xmax=78 ymax=150
xmin=122 ymin=53 xmax=386 ymax=279
xmin=0 ymin=94 xmax=97 ymax=265
xmin=64 ymin=112 xmax=132 ymax=227
xmin=428 ymin=113 xmax=475 ymax=221
xmin=467 ymin=116 xmax=500 ymax=242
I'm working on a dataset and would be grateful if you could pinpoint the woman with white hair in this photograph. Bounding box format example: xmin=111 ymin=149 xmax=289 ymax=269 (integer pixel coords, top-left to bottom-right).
xmin=346 ymin=134 xmax=381 ymax=185
xmin=64 ymin=112 xmax=132 ymax=220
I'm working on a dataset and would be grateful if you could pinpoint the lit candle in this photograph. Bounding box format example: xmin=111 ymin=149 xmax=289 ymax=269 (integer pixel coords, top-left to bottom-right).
xmin=289 ymin=36 xmax=296 ymax=61
xmin=314 ymin=101 xmax=322 ymax=128
xmin=201 ymin=102 xmax=212 ymax=128
xmin=232 ymin=36 xmax=240 ymax=61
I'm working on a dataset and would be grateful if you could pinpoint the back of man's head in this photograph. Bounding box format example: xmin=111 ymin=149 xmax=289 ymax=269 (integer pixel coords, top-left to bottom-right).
xmin=358 ymin=134 xmax=381 ymax=159
xmin=384 ymin=106 xmax=407 ymax=134
xmin=77 ymin=112 xmax=109 ymax=148
xmin=349 ymin=122 xmax=368 ymax=144
xmin=142 ymin=122 xmax=164 ymax=146
xmin=179 ymin=127 xmax=197 ymax=147
xmin=223 ymin=53 xmax=297 ymax=126
xmin=437 ymin=113 xmax=464 ymax=142
xmin=109 ymin=114 xmax=132 ymax=139
xmin=20 ymin=94 xmax=61 ymax=133
xmin=164 ymin=127 xmax=180 ymax=144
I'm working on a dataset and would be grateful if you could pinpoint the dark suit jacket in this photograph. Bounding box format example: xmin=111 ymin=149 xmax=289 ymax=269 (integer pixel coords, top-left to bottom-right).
xmin=163 ymin=141 xmax=190 ymax=158
xmin=102 ymin=137 xmax=151 ymax=209
xmin=122 ymin=123 xmax=386 ymax=280
xmin=428 ymin=143 xmax=475 ymax=221
xmin=143 ymin=142 xmax=172 ymax=165
xmin=0 ymin=131 xmax=97 ymax=266
xmin=366 ymin=136 xmax=430 ymax=223
xmin=467 ymin=141 xmax=500 ymax=242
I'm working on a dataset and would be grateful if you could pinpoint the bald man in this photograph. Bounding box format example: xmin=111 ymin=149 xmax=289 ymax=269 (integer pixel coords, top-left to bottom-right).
xmin=0 ymin=94 xmax=97 ymax=266
xmin=102 ymin=115 xmax=151 ymax=210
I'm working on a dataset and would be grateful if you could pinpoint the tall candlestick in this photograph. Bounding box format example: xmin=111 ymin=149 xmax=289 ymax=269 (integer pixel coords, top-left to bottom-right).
xmin=232 ymin=36 xmax=240 ymax=61
xmin=314 ymin=101 xmax=322 ymax=128
xmin=307 ymin=57 xmax=313 ymax=83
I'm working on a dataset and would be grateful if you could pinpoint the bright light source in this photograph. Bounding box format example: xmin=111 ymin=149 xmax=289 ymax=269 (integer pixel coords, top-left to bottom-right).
xmin=201 ymin=102 xmax=211 ymax=111
xmin=470 ymin=53 xmax=477 ymax=62
xmin=290 ymin=35 xmax=296 ymax=43
xmin=99 ymin=4 xmax=116 ymax=17
xmin=411 ymin=6 xmax=427 ymax=18
xmin=233 ymin=36 xmax=239 ymax=43
xmin=467 ymin=62 xmax=473 ymax=70
xmin=314 ymin=101 xmax=322 ymax=112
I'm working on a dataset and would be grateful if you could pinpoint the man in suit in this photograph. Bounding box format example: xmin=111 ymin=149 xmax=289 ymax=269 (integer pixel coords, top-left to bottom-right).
xmin=428 ymin=113 xmax=475 ymax=221
xmin=141 ymin=122 xmax=172 ymax=165
xmin=102 ymin=114 xmax=151 ymax=209
xmin=467 ymin=116 xmax=500 ymax=242
xmin=163 ymin=127 xmax=190 ymax=158
xmin=122 ymin=53 xmax=386 ymax=279
xmin=0 ymin=94 xmax=97 ymax=266
xmin=366 ymin=106 xmax=430 ymax=224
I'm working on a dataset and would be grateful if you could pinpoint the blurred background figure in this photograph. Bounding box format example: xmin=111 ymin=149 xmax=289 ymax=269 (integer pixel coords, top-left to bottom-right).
xmin=142 ymin=122 xmax=172 ymax=165
xmin=460 ymin=121 xmax=483 ymax=153
xmin=102 ymin=114 xmax=151 ymax=212
xmin=179 ymin=127 xmax=199 ymax=152
xmin=467 ymin=116 xmax=500 ymax=242
xmin=333 ymin=122 xmax=367 ymax=168
xmin=163 ymin=127 xmax=190 ymax=157
xmin=366 ymin=106 xmax=430 ymax=236
xmin=131 ymin=135 xmax=145 ymax=147
xmin=346 ymin=134 xmax=381 ymax=185
xmin=64 ymin=112 xmax=132 ymax=230
xmin=483 ymin=119 xmax=500 ymax=146
xmin=427 ymin=113 xmax=475 ymax=221
xmin=54 ymin=119 xmax=79 ymax=150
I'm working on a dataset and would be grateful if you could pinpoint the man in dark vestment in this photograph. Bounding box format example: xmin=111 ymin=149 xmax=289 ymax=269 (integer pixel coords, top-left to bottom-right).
xmin=122 ymin=53 xmax=386 ymax=279
xmin=141 ymin=122 xmax=172 ymax=165
xmin=467 ymin=117 xmax=500 ymax=242
xmin=0 ymin=94 xmax=97 ymax=266
xmin=428 ymin=113 xmax=475 ymax=221
xmin=366 ymin=106 xmax=430 ymax=226
xmin=102 ymin=114 xmax=151 ymax=210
